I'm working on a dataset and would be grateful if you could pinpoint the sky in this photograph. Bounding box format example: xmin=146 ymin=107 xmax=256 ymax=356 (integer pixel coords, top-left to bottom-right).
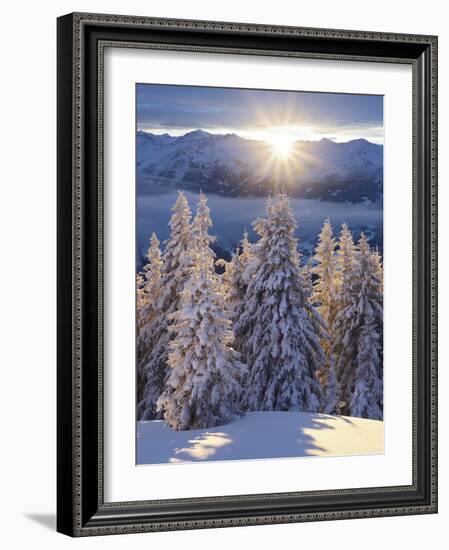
xmin=136 ymin=83 xmax=384 ymax=144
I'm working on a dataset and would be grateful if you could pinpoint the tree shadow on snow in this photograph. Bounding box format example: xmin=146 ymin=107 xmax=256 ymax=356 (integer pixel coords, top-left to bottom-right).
xmin=169 ymin=432 xmax=233 ymax=463
xmin=137 ymin=412 xmax=344 ymax=464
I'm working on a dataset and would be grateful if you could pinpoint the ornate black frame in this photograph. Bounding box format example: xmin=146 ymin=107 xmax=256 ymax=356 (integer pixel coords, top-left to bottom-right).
xmin=57 ymin=12 xmax=438 ymax=537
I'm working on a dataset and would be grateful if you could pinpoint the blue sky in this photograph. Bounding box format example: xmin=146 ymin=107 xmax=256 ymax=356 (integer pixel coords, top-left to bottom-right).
xmin=136 ymin=83 xmax=384 ymax=144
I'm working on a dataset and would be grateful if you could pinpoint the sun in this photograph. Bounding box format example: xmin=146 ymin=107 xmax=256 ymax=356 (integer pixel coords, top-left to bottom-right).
xmin=269 ymin=134 xmax=294 ymax=157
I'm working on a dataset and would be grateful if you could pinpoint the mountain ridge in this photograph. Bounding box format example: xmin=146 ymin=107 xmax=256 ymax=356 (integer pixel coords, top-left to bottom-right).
xmin=137 ymin=130 xmax=383 ymax=204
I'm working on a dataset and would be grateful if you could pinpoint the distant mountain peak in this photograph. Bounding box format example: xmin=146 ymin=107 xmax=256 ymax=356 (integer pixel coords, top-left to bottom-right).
xmin=347 ymin=137 xmax=374 ymax=146
xmin=182 ymin=129 xmax=211 ymax=139
xmin=136 ymin=129 xmax=383 ymax=204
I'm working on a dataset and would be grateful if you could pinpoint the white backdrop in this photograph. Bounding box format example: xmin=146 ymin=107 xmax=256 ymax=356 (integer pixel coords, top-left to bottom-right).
xmin=0 ymin=1 xmax=446 ymax=549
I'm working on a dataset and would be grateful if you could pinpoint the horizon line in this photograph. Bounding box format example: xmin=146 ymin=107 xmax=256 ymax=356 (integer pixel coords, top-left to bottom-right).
xmin=137 ymin=128 xmax=383 ymax=146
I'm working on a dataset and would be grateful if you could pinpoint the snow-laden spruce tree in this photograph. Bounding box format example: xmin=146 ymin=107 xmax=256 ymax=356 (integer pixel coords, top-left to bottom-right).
xmin=331 ymin=222 xmax=356 ymax=410
xmin=137 ymin=232 xmax=163 ymax=332
xmin=217 ymin=231 xmax=253 ymax=319
xmin=300 ymin=262 xmax=336 ymax=414
xmin=369 ymin=246 xmax=384 ymax=368
xmin=311 ymin=218 xmax=340 ymax=413
xmin=348 ymin=234 xmax=383 ymax=419
xmin=322 ymin=355 xmax=339 ymax=414
xmin=333 ymin=232 xmax=383 ymax=419
xmin=239 ymin=229 xmax=253 ymax=271
xmin=370 ymin=247 xmax=384 ymax=289
xmin=136 ymin=272 xmax=146 ymax=332
xmin=231 ymin=231 xmax=255 ymax=322
xmin=216 ymin=249 xmax=242 ymax=310
xmin=191 ymin=191 xmax=216 ymax=267
xmin=137 ymin=191 xmax=193 ymax=420
xmin=350 ymin=314 xmax=383 ymax=419
xmin=335 ymin=223 xmax=356 ymax=307
xmin=216 ymin=230 xmax=254 ymax=376
xmin=157 ymin=193 xmax=245 ymax=430
xmin=367 ymin=246 xmax=384 ymax=413
xmin=136 ymin=233 xmax=163 ymax=403
xmin=312 ymin=219 xmax=339 ymax=330
xmin=238 ymin=192 xmax=325 ymax=412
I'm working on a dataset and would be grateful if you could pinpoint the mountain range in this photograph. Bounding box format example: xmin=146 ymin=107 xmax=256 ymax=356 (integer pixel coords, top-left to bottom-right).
xmin=137 ymin=129 xmax=383 ymax=204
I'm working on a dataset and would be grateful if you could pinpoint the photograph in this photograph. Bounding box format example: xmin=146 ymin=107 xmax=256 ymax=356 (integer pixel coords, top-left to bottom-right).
xmin=54 ymin=10 xmax=438 ymax=538
xmin=135 ymin=83 xmax=384 ymax=465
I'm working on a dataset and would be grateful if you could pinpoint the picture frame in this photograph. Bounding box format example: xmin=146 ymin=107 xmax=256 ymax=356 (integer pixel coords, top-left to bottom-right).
xmin=57 ymin=12 xmax=438 ymax=537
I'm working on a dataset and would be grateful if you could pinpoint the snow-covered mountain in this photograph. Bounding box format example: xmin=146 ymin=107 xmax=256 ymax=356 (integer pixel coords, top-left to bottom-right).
xmin=137 ymin=130 xmax=383 ymax=204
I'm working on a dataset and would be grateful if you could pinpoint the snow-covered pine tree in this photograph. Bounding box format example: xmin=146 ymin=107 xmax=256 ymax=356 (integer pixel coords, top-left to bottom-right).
xmin=137 ymin=232 xmax=163 ymax=331
xmin=322 ymin=356 xmax=339 ymax=414
xmin=238 ymin=192 xmax=325 ymax=412
xmin=369 ymin=246 xmax=384 ymax=404
xmin=216 ymin=230 xmax=255 ymax=375
xmin=312 ymin=219 xmax=338 ymax=329
xmin=137 ymin=191 xmax=193 ymax=420
xmin=136 ymin=272 xmax=146 ymax=332
xmin=217 ymin=231 xmax=252 ymax=317
xmin=240 ymin=229 xmax=252 ymax=269
xmin=350 ymin=314 xmax=383 ymax=419
xmin=331 ymin=223 xmax=356 ymax=413
xmin=136 ymin=232 xmax=163 ymax=403
xmin=157 ymin=193 xmax=245 ymax=430
xmin=369 ymin=247 xmax=384 ymax=336
xmin=136 ymin=272 xmax=146 ymax=403
xmin=216 ymin=249 xmax=242 ymax=307
xmin=311 ymin=218 xmax=340 ymax=413
xmin=231 ymin=231 xmax=254 ymax=314
xmin=190 ymin=191 xmax=216 ymax=267
xmin=333 ymin=232 xmax=383 ymax=419
xmin=300 ymin=262 xmax=336 ymax=413
xmin=349 ymin=234 xmax=383 ymax=419
xmin=370 ymin=247 xmax=384 ymax=288
xmin=335 ymin=223 xmax=356 ymax=308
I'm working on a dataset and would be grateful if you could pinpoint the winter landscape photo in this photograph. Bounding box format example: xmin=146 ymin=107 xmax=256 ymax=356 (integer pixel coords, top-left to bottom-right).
xmin=135 ymin=83 xmax=384 ymax=465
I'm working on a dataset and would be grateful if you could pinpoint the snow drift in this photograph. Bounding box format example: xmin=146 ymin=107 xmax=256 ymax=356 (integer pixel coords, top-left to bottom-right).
xmin=137 ymin=411 xmax=384 ymax=465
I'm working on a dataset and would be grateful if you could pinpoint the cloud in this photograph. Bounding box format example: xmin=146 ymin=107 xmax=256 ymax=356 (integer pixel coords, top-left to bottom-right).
xmin=136 ymin=84 xmax=383 ymax=142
